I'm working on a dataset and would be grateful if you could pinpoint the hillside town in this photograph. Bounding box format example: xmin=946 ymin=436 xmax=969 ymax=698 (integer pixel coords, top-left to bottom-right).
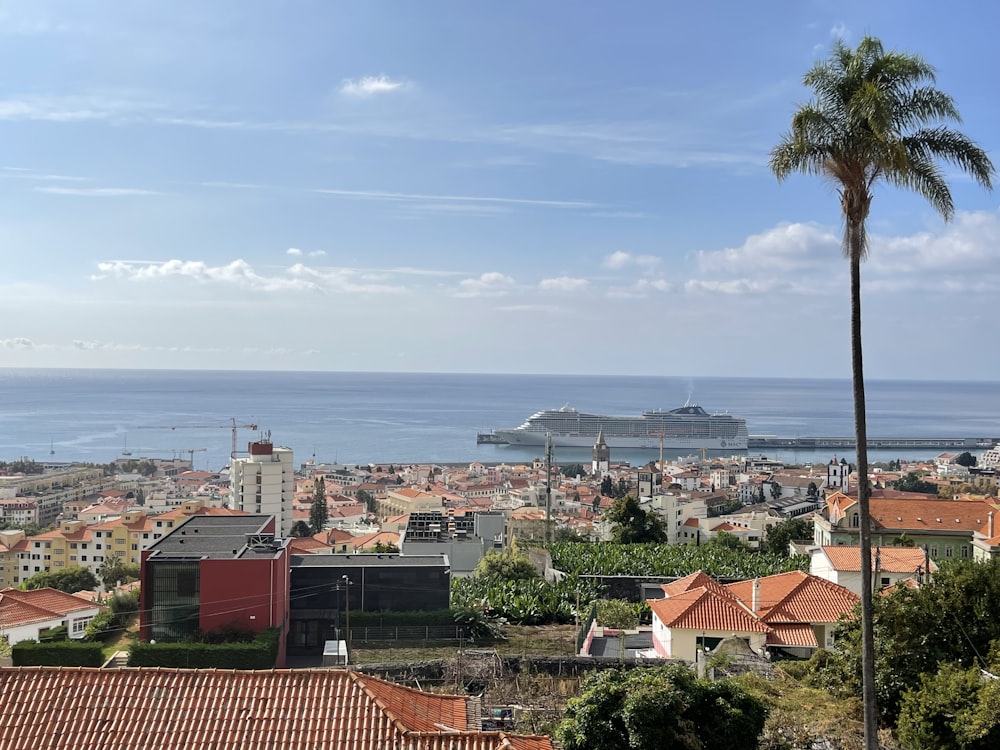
xmin=3 ymin=428 xmax=1000 ymax=747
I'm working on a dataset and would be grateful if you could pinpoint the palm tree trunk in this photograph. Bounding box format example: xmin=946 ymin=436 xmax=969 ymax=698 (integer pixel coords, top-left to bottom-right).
xmin=850 ymin=245 xmax=879 ymax=748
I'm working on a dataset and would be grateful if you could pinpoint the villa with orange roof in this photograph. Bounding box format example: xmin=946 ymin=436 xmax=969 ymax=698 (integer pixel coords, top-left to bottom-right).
xmin=648 ymin=569 xmax=858 ymax=661
xmin=810 ymin=545 xmax=937 ymax=595
xmin=0 ymin=587 xmax=105 ymax=644
xmin=814 ymin=491 xmax=995 ymax=561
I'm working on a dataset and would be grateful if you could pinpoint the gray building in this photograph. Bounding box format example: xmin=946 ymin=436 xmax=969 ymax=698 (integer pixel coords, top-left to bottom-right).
xmin=400 ymin=510 xmax=506 ymax=576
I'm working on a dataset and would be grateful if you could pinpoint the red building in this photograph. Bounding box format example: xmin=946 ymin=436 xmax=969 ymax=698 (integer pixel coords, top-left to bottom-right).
xmin=140 ymin=514 xmax=290 ymax=667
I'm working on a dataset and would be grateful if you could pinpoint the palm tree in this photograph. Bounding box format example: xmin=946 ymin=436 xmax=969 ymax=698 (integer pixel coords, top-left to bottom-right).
xmin=770 ymin=36 xmax=994 ymax=748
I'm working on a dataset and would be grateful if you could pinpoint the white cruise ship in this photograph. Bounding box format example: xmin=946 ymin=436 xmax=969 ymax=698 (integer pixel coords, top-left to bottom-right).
xmin=491 ymin=403 xmax=749 ymax=450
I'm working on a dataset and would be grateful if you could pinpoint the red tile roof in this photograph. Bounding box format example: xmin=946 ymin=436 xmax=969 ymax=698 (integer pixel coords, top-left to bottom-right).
xmin=766 ymin=623 xmax=818 ymax=648
xmin=0 ymin=668 xmax=553 ymax=750
xmin=820 ymin=545 xmax=937 ymax=574
xmin=726 ymin=571 xmax=859 ymax=625
xmin=0 ymin=588 xmax=102 ymax=628
xmin=648 ymin=587 xmax=767 ymax=633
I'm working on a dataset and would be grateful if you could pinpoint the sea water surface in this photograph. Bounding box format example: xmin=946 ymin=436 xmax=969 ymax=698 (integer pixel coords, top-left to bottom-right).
xmin=1 ymin=369 xmax=998 ymax=471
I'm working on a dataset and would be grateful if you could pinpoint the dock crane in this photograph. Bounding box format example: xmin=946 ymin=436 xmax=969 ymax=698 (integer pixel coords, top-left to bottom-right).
xmin=135 ymin=418 xmax=258 ymax=458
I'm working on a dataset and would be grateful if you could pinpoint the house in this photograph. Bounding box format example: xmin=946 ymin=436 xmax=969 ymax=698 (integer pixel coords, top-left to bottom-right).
xmin=810 ymin=545 xmax=936 ymax=595
xmin=0 ymin=587 xmax=104 ymax=644
xmin=648 ymin=569 xmax=858 ymax=661
xmin=813 ymin=491 xmax=994 ymax=561
xmin=0 ymin=667 xmax=553 ymax=750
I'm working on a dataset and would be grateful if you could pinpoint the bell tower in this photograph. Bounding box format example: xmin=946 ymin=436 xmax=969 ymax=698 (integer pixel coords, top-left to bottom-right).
xmin=592 ymin=428 xmax=610 ymax=477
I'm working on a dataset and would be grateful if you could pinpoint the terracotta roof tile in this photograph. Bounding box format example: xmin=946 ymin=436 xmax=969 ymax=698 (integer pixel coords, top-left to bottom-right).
xmin=820 ymin=545 xmax=937 ymax=574
xmin=726 ymin=571 xmax=858 ymax=625
xmin=0 ymin=668 xmax=553 ymax=750
xmin=766 ymin=623 xmax=818 ymax=647
xmin=648 ymin=587 xmax=767 ymax=633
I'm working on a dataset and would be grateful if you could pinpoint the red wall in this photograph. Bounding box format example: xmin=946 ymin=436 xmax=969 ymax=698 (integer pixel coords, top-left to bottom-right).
xmin=198 ymin=551 xmax=289 ymax=667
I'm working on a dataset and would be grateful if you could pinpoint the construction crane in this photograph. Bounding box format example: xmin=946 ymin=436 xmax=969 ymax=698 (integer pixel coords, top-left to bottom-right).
xmin=135 ymin=418 xmax=258 ymax=458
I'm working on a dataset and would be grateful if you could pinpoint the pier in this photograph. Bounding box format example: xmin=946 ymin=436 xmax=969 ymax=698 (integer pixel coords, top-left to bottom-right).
xmin=747 ymin=436 xmax=998 ymax=450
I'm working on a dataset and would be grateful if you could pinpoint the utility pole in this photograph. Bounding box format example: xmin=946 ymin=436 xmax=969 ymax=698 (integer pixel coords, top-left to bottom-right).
xmin=342 ymin=575 xmax=352 ymax=665
xmin=545 ymin=432 xmax=553 ymax=543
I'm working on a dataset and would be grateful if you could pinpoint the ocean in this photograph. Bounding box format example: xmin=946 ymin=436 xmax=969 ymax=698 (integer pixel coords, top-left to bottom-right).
xmin=1 ymin=369 xmax=998 ymax=471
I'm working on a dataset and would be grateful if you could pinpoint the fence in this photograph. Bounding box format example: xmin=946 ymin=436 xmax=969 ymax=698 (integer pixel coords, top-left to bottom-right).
xmin=348 ymin=625 xmax=469 ymax=643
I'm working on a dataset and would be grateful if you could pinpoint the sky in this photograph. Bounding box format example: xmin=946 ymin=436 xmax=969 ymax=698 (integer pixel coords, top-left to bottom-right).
xmin=1 ymin=0 xmax=998 ymax=379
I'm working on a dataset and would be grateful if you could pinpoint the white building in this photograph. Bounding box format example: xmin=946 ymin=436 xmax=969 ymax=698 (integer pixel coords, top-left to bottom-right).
xmin=230 ymin=438 xmax=294 ymax=536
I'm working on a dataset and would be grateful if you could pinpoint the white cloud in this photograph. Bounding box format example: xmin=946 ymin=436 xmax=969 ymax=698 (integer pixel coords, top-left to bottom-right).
xmin=830 ymin=22 xmax=850 ymax=40
xmin=539 ymin=276 xmax=590 ymax=293
xmin=314 ymin=187 xmax=593 ymax=209
xmin=602 ymin=251 xmax=660 ymax=271
xmin=454 ymin=272 xmax=515 ymax=298
xmin=286 ymin=248 xmax=303 ymax=256
xmin=95 ymin=259 xmax=322 ymax=292
xmin=695 ymin=222 xmax=839 ymax=274
xmin=35 ymin=186 xmax=159 ymax=197
xmin=635 ymin=278 xmax=673 ymax=294
xmin=1 ymin=337 xmax=33 ymax=349
xmin=339 ymin=75 xmax=406 ymax=97
xmin=685 ymin=278 xmax=783 ymax=296
xmin=309 ymin=250 xmax=327 ymax=258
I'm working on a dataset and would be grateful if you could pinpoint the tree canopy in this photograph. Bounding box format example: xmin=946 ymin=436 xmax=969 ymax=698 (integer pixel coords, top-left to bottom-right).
xmin=473 ymin=549 xmax=538 ymax=581
xmin=24 ymin=566 xmax=99 ymax=594
xmin=892 ymin=472 xmax=939 ymax=495
xmin=557 ymin=666 xmax=767 ymax=750
xmin=309 ymin=476 xmax=328 ymax=534
xmin=762 ymin=517 xmax=814 ymax=557
xmin=604 ymin=496 xmax=666 ymax=544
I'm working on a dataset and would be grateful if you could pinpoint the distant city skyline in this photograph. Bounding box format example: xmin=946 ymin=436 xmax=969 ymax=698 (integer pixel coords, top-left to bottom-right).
xmin=1 ymin=1 xmax=998 ymax=380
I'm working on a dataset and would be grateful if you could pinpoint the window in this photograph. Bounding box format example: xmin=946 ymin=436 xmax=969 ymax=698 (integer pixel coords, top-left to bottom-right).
xmin=116 ymin=538 xmax=125 ymax=546
xmin=945 ymin=546 xmax=953 ymax=558
xmin=880 ymin=577 xmax=890 ymax=586
xmin=930 ymin=545 xmax=938 ymax=558
xmin=962 ymin=546 xmax=970 ymax=558
xmin=851 ymin=514 xmax=860 ymax=528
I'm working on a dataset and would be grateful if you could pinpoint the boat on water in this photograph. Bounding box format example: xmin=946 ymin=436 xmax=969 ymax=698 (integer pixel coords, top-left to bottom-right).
xmin=490 ymin=403 xmax=749 ymax=450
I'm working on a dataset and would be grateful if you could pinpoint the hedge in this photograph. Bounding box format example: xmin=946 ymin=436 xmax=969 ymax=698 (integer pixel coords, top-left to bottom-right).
xmin=12 ymin=640 xmax=104 ymax=667
xmin=128 ymin=627 xmax=280 ymax=669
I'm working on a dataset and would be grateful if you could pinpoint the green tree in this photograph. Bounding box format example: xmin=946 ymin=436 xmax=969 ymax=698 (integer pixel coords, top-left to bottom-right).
xmin=600 ymin=475 xmax=613 ymax=497
xmin=771 ymin=36 xmax=994 ymax=748
xmin=605 ymin=496 xmax=666 ymax=544
xmin=289 ymin=520 xmax=312 ymax=538
xmin=596 ymin=599 xmax=640 ymax=630
xmin=473 ymin=549 xmax=538 ymax=580
xmin=309 ymin=476 xmax=328 ymax=534
xmin=770 ymin=482 xmax=783 ymax=500
xmin=97 ymin=557 xmax=140 ymax=589
xmin=355 ymin=489 xmax=375 ymax=514
xmin=557 ymin=666 xmax=767 ymax=750
xmin=892 ymin=472 xmax=939 ymax=494
xmin=615 ymin=477 xmax=629 ymax=499
xmin=762 ymin=517 xmax=814 ymax=557
xmin=561 ymin=463 xmax=585 ymax=478
xmin=823 ymin=558 xmax=1000 ymax=726
xmin=897 ymin=662 xmax=1000 ymax=750
xmin=24 ymin=566 xmax=99 ymax=593
xmin=807 ymin=481 xmax=819 ymax=497
xmin=955 ymin=452 xmax=977 ymax=468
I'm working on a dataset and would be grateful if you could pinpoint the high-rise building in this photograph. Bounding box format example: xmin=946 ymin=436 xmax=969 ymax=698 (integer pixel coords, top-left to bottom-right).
xmin=230 ymin=436 xmax=294 ymax=536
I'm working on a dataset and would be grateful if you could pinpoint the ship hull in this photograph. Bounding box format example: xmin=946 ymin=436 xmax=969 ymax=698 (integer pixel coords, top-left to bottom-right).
xmin=493 ymin=430 xmax=748 ymax=450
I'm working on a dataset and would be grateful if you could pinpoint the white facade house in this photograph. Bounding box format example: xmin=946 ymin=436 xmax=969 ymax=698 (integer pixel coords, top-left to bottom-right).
xmin=809 ymin=545 xmax=935 ymax=596
xmin=230 ymin=438 xmax=294 ymax=537
xmin=0 ymin=587 xmax=104 ymax=644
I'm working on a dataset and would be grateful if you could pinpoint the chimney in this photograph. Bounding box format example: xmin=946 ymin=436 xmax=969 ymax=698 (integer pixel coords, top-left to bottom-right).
xmin=989 ymin=511 xmax=995 ymax=538
xmin=752 ymin=578 xmax=760 ymax=612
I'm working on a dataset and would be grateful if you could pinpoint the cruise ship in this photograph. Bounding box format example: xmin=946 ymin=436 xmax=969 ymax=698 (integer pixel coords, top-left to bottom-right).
xmin=490 ymin=403 xmax=749 ymax=450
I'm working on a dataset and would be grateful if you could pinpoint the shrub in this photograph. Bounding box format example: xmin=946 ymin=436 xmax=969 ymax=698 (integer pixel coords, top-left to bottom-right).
xmin=128 ymin=627 xmax=280 ymax=669
xmin=12 ymin=640 xmax=104 ymax=667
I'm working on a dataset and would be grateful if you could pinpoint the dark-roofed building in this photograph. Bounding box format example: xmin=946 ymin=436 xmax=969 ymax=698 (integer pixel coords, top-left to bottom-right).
xmin=139 ymin=514 xmax=290 ymax=665
xmin=288 ymin=553 xmax=450 ymax=652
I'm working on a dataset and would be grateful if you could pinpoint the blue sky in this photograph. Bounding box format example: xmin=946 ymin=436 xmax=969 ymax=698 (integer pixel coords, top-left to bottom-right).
xmin=1 ymin=0 xmax=998 ymax=379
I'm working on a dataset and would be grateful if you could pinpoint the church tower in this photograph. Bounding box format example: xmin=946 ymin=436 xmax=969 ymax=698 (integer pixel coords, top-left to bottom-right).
xmin=592 ymin=428 xmax=610 ymax=477
xmin=827 ymin=456 xmax=851 ymax=492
